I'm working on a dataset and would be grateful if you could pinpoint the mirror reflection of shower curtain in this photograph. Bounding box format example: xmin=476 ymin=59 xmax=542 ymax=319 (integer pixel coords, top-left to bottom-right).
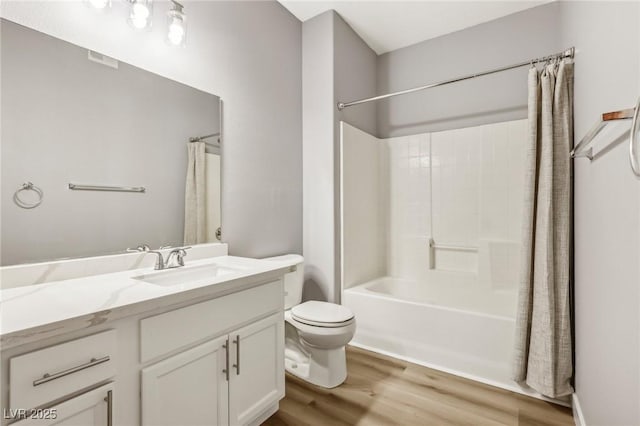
xmin=205 ymin=153 xmax=221 ymax=242
xmin=184 ymin=141 xmax=206 ymax=244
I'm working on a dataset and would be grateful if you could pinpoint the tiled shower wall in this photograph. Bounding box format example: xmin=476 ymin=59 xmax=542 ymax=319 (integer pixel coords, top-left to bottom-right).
xmin=341 ymin=119 xmax=527 ymax=289
xmin=386 ymin=119 xmax=527 ymax=284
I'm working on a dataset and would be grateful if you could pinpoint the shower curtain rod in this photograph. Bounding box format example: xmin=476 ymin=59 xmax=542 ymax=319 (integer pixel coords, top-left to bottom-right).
xmin=189 ymin=132 xmax=220 ymax=143
xmin=336 ymin=47 xmax=575 ymax=110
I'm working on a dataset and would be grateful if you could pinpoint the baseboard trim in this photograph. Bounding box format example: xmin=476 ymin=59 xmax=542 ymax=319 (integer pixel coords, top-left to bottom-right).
xmin=348 ymin=342 xmax=571 ymax=408
xmin=572 ymin=393 xmax=586 ymax=426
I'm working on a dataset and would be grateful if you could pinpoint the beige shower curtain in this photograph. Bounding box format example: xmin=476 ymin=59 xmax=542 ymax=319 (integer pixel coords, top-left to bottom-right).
xmin=184 ymin=141 xmax=207 ymax=245
xmin=512 ymin=60 xmax=573 ymax=398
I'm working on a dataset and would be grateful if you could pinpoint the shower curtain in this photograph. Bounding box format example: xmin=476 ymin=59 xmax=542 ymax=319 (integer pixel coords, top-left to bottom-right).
xmin=183 ymin=141 xmax=207 ymax=245
xmin=512 ymin=60 xmax=573 ymax=398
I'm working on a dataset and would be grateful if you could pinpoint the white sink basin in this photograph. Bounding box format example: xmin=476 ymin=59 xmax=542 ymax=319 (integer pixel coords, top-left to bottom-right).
xmin=133 ymin=263 xmax=243 ymax=286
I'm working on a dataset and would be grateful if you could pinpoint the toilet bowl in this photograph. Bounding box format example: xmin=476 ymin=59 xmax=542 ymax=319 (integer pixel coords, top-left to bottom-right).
xmin=263 ymin=255 xmax=356 ymax=388
xmin=285 ymin=301 xmax=356 ymax=388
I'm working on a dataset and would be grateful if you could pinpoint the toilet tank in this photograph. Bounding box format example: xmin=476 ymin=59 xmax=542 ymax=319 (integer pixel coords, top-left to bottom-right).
xmin=262 ymin=254 xmax=304 ymax=310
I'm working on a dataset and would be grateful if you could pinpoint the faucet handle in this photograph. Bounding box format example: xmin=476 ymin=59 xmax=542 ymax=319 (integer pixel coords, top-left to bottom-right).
xmin=127 ymin=244 xmax=150 ymax=253
xmin=166 ymin=246 xmax=191 ymax=268
xmin=178 ymin=247 xmax=191 ymax=262
xmin=176 ymin=246 xmax=191 ymax=261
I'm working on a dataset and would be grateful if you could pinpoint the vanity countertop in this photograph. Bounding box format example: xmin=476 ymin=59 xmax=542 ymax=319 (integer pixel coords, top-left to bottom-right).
xmin=0 ymin=256 xmax=292 ymax=349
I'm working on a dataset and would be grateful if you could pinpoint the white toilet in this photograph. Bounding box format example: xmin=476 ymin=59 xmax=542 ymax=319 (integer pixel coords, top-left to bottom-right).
xmin=263 ymin=255 xmax=356 ymax=388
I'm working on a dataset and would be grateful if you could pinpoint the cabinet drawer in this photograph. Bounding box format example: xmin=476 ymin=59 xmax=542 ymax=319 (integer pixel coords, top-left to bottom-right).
xmin=10 ymin=330 xmax=116 ymax=410
xmin=140 ymin=280 xmax=282 ymax=363
xmin=11 ymin=383 xmax=113 ymax=426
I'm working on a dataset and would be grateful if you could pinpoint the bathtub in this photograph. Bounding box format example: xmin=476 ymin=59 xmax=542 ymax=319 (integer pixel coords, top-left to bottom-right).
xmin=343 ymin=274 xmax=522 ymax=393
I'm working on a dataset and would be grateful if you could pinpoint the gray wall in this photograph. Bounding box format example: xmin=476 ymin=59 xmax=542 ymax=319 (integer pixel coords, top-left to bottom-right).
xmin=302 ymin=11 xmax=335 ymax=302
xmin=377 ymin=3 xmax=562 ymax=138
xmin=334 ymin=14 xmax=378 ymax=139
xmin=0 ymin=1 xmax=302 ymax=259
xmin=1 ymin=20 xmax=218 ymax=265
xmin=302 ymin=11 xmax=376 ymax=303
xmin=560 ymin=2 xmax=640 ymax=425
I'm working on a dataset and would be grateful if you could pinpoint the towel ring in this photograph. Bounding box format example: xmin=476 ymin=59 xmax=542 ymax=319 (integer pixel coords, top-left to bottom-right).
xmin=13 ymin=182 xmax=44 ymax=209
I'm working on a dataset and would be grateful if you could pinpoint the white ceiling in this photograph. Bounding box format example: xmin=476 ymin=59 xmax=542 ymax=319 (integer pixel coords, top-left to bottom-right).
xmin=279 ymin=1 xmax=550 ymax=54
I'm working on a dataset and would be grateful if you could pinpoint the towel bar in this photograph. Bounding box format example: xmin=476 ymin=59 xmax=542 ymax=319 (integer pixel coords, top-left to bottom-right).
xmin=571 ymin=106 xmax=636 ymax=160
xmin=68 ymin=183 xmax=146 ymax=193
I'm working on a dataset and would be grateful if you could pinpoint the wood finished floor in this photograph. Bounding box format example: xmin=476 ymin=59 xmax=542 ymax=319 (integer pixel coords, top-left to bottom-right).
xmin=263 ymin=346 xmax=573 ymax=426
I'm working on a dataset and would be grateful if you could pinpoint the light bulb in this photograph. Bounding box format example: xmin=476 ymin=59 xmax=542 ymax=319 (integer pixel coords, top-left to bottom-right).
xmin=88 ymin=0 xmax=110 ymax=9
xmin=131 ymin=15 xmax=149 ymax=29
xmin=166 ymin=1 xmax=186 ymax=47
xmin=128 ymin=0 xmax=153 ymax=30
xmin=168 ymin=18 xmax=185 ymax=45
xmin=132 ymin=3 xmax=150 ymax=20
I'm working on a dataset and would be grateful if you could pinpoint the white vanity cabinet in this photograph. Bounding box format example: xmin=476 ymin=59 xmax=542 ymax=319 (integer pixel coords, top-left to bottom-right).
xmin=2 ymin=275 xmax=286 ymax=426
xmin=228 ymin=313 xmax=284 ymax=426
xmin=5 ymin=330 xmax=116 ymax=426
xmin=141 ymin=312 xmax=283 ymax=426
xmin=8 ymin=330 xmax=117 ymax=412
xmin=139 ymin=280 xmax=284 ymax=426
xmin=141 ymin=336 xmax=229 ymax=426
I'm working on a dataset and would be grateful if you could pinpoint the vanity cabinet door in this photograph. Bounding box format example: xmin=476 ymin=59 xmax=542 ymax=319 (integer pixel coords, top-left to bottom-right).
xmin=141 ymin=336 xmax=229 ymax=426
xmin=12 ymin=383 xmax=113 ymax=426
xmin=228 ymin=313 xmax=284 ymax=426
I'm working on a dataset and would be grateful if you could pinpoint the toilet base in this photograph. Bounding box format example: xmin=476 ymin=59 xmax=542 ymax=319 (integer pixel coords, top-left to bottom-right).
xmin=284 ymin=337 xmax=347 ymax=388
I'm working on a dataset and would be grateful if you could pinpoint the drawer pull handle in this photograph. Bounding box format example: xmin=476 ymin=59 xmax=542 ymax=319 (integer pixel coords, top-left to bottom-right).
xmin=222 ymin=339 xmax=230 ymax=381
xmin=233 ymin=335 xmax=240 ymax=375
xmin=104 ymin=389 xmax=113 ymax=426
xmin=33 ymin=355 xmax=111 ymax=387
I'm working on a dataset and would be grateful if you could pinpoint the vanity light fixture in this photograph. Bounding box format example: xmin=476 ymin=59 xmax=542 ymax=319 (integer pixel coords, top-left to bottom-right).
xmin=166 ymin=0 xmax=186 ymax=47
xmin=86 ymin=0 xmax=187 ymax=41
xmin=86 ymin=0 xmax=111 ymax=10
xmin=128 ymin=0 xmax=153 ymax=30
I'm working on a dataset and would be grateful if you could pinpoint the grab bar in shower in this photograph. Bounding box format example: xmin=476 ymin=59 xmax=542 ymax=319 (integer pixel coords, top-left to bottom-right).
xmin=427 ymin=238 xmax=478 ymax=270
xmin=428 ymin=239 xmax=478 ymax=252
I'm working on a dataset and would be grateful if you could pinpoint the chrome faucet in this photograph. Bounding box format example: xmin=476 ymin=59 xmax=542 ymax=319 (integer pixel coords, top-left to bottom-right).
xmin=145 ymin=247 xmax=191 ymax=270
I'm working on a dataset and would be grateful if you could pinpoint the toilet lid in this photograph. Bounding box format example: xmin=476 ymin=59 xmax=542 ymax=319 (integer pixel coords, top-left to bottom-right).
xmin=291 ymin=301 xmax=354 ymax=325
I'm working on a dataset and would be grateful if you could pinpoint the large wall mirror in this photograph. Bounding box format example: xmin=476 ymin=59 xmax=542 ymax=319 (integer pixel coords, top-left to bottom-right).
xmin=1 ymin=19 xmax=222 ymax=266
